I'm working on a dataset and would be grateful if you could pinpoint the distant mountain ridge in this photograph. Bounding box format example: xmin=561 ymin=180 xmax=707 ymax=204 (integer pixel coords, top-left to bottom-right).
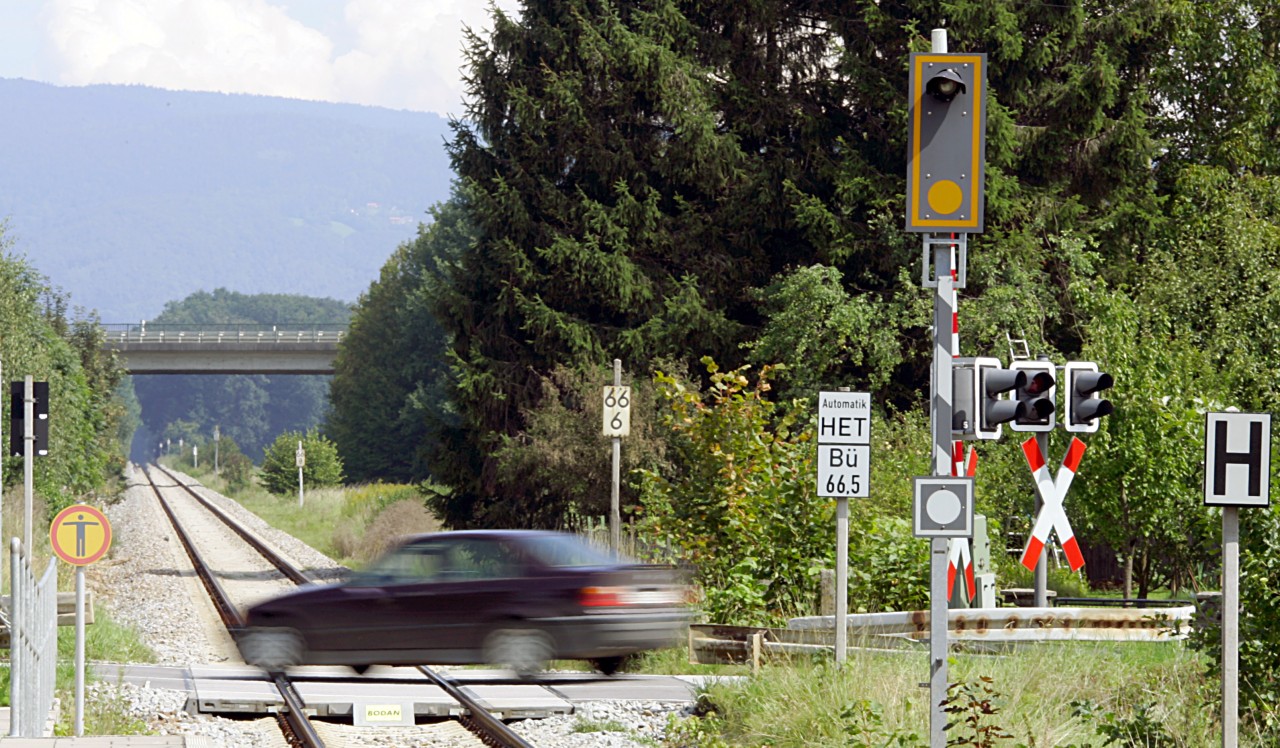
xmin=0 ymin=78 xmax=456 ymax=321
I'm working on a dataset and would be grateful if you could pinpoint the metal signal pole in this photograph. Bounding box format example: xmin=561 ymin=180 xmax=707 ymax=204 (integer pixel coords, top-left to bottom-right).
xmin=23 ymin=375 xmax=33 ymax=551
xmin=926 ymin=28 xmax=954 ymax=748
xmin=928 ymin=234 xmax=955 ymax=748
xmin=1035 ymin=431 xmax=1050 ymax=608
xmin=906 ymin=26 xmax=987 ymax=746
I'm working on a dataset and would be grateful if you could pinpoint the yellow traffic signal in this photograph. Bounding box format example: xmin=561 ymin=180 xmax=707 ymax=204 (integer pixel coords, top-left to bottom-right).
xmin=906 ymin=52 xmax=987 ymax=233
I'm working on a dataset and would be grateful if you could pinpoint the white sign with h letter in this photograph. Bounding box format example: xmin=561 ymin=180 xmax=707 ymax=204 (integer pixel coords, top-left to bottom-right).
xmin=1204 ymin=412 xmax=1271 ymax=507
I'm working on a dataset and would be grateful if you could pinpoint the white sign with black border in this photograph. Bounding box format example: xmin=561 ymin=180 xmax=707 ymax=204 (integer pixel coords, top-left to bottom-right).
xmin=602 ymin=386 xmax=631 ymax=437
xmin=913 ymin=476 xmax=974 ymax=538
xmin=817 ymin=391 xmax=871 ymax=444
xmin=817 ymin=391 xmax=871 ymax=498
xmin=1204 ymin=412 xmax=1271 ymax=507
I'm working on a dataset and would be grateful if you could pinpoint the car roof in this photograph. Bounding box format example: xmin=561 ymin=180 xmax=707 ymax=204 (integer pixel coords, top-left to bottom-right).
xmin=392 ymin=529 xmax=573 ymax=544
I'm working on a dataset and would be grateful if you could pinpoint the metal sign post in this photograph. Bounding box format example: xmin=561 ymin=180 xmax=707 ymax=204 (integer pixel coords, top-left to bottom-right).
xmin=23 ymin=376 xmax=33 ymax=551
xmin=817 ymin=389 xmax=871 ymax=666
xmin=50 ymin=504 xmax=113 ymax=737
xmin=213 ymin=425 xmax=220 ymax=475
xmin=1204 ymin=411 xmax=1271 ymax=748
xmin=602 ymin=360 xmax=630 ymax=553
xmin=295 ymin=441 xmax=306 ymax=507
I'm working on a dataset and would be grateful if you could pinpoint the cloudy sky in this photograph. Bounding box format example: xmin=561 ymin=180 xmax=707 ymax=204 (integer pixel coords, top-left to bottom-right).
xmin=0 ymin=0 xmax=518 ymax=116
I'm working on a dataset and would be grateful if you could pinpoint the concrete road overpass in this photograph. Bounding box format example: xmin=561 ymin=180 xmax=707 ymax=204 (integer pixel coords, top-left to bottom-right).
xmin=102 ymin=323 xmax=346 ymax=375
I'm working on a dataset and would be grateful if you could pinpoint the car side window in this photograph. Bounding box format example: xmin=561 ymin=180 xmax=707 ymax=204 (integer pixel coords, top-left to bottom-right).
xmin=442 ymin=539 xmax=522 ymax=581
xmin=365 ymin=542 xmax=445 ymax=585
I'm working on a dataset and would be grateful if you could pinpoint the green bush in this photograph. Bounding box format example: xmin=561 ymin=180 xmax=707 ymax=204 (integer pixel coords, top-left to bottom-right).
xmin=636 ymin=359 xmax=832 ymax=625
xmin=341 ymin=483 xmax=424 ymax=519
xmin=848 ymin=516 xmax=929 ymax=614
xmin=259 ymin=429 xmax=343 ymax=495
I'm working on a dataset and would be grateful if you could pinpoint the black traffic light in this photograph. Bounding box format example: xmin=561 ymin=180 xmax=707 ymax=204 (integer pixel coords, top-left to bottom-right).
xmin=970 ymin=357 xmax=1025 ymax=440
xmin=1010 ymin=360 xmax=1055 ymax=432
xmin=9 ymin=380 xmax=49 ymax=457
xmin=1064 ymin=361 xmax=1114 ymax=433
xmin=906 ymin=52 xmax=987 ymax=234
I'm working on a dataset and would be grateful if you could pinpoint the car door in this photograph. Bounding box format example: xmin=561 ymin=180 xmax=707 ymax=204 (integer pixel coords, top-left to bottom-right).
xmin=377 ymin=537 xmax=530 ymax=656
xmin=297 ymin=540 xmax=447 ymax=655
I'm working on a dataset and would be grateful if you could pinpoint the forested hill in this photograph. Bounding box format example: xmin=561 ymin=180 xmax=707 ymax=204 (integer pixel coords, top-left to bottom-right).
xmin=0 ymin=78 xmax=454 ymax=322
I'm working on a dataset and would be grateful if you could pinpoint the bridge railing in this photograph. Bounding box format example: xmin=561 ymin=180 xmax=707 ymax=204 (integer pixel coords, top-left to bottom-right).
xmin=102 ymin=323 xmax=348 ymax=345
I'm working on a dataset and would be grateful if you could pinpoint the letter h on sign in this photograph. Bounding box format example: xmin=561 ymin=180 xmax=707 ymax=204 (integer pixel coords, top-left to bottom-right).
xmin=1205 ymin=412 xmax=1271 ymax=507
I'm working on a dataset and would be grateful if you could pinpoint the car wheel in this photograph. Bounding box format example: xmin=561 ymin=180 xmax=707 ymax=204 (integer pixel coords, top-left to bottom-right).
xmin=484 ymin=627 xmax=553 ymax=679
xmin=351 ymin=664 xmax=371 ymax=675
xmin=238 ymin=628 xmax=304 ymax=670
xmin=590 ymin=656 xmax=626 ymax=676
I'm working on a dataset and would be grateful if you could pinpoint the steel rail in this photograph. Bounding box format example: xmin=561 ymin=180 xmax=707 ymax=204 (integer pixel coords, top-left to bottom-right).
xmin=416 ymin=666 xmax=536 ymax=748
xmin=151 ymin=464 xmax=535 ymax=748
xmin=141 ymin=465 xmax=325 ymax=748
xmin=150 ymin=463 xmax=311 ymax=585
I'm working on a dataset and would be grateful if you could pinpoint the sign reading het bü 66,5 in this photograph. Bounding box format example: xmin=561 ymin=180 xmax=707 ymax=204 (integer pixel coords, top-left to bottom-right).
xmin=817 ymin=391 xmax=870 ymax=498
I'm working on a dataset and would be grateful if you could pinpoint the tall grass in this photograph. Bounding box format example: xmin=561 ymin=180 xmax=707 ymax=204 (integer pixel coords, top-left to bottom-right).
xmin=179 ymin=461 xmax=438 ymax=568
xmin=683 ymin=641 xmax=1252 ymax=746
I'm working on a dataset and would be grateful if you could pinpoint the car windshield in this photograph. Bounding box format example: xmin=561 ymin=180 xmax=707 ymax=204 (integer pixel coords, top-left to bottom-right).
xmin=521 ymin=533 xmax=627 ymax=568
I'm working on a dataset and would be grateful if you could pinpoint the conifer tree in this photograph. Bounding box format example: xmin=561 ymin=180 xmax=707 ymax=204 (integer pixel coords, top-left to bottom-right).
xmin=327 ymin=197 xmax=467 ymax=483
xmin=432 ymin=0 xmax=1182 ymax=525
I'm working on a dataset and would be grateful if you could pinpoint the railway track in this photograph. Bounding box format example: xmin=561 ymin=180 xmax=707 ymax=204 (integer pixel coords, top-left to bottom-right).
xmin=141 ymin=463 xmax=536 ymax=748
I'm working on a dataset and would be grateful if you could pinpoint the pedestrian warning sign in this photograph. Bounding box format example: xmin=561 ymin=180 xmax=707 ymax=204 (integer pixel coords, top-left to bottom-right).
xmin=49 ymin=504 xmax=112 ymax=566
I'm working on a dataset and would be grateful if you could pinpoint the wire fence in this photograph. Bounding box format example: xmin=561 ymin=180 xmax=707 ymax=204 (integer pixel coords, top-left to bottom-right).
xmin=8 ymin=540 xmax=57 ymax=738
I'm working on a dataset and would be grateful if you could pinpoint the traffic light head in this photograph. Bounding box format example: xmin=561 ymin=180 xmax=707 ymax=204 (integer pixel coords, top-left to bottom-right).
xmin=967 ymin=357 xmax=1025 ymax=440
xmin=1064 ymin=361 xmax=1114 ymax=433
xmin=925 ymin=68 xmax=966 ymax=102
xmin=1010 ymin=360 xmax=1056 ymax=432
xmin=906 ymin=52 xmax=987 ymax=233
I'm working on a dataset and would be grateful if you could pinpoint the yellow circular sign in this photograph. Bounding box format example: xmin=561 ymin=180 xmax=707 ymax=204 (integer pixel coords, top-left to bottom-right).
xmin=49 ymin=504 xmax=112 ymax=566
xmin=927 ymin=180 xmax=964 ymax=216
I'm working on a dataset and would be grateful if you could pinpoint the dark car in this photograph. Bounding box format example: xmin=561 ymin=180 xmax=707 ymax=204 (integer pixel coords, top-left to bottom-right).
xmin=237 ymin=530 xmax=689 ymax=676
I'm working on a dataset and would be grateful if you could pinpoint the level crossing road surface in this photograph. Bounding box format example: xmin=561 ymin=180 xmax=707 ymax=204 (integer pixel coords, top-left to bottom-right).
xmin=91 ymin=664 xmax=700 ymax=714
xmin=0 ymin=667 xmax=705 ymax=745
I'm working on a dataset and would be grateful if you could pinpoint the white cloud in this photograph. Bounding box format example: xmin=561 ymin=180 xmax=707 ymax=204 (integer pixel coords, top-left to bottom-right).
xmin=43 ymin=0 xmax=515 ymax=114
